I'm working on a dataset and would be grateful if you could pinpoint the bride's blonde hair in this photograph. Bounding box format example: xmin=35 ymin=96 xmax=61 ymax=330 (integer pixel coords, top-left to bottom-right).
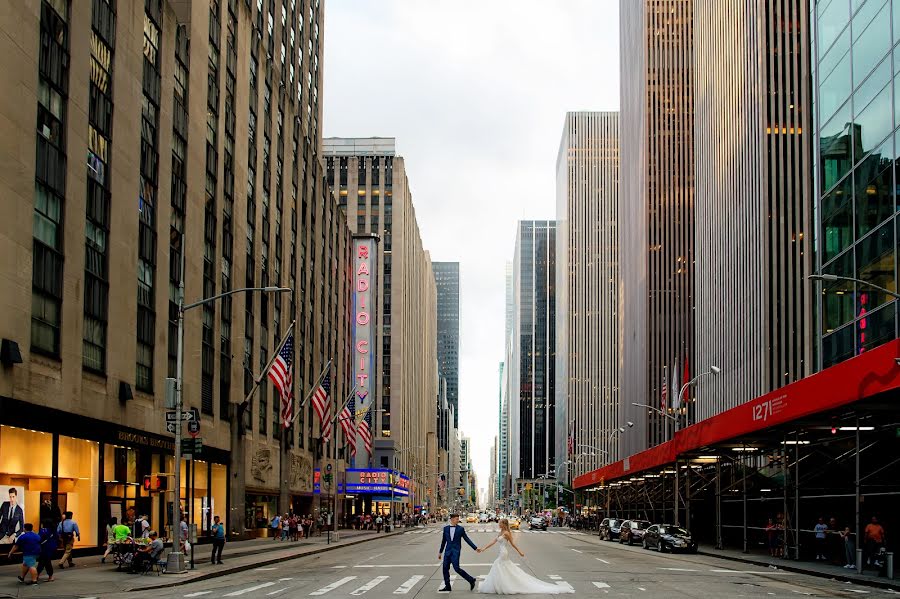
xmin=498 ymin=518 xmax=510 ymax=531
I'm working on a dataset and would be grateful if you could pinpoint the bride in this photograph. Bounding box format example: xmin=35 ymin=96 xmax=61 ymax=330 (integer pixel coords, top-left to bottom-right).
xmin=477 ymin=518 xmax=574 ymax=594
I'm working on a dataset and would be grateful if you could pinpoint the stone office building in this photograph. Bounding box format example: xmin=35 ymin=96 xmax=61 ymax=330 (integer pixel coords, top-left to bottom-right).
xmin=0 ymin=0 xmax=353 ymax=551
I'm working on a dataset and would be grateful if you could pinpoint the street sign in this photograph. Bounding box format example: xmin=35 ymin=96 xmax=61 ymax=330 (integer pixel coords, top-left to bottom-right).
xmin=326 ymin=463 xmax=333 ymax=473
xmin=166 ymin=410 xmax=195 ymax=422
xmin=188 ymin=420 xmax=200 ymax=437
xmin=166 ymin=422 xmax=176 ymax=434
xmin=181 ymin=437 xmax=202 ymax=458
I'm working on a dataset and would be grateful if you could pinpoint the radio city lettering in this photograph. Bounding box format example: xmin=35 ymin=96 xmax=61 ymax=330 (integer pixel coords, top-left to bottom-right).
xmin=352 ymin=238 xmax=376 ymax=460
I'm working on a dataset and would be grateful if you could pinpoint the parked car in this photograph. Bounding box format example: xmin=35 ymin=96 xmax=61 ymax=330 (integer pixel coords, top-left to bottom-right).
xmin=508 ymin=517 xmax=521 ymax=530
xmin=619 ymin=520 xmax=652 ymax=545
xmin=642 ymin=524 xmax=697 ymax=553
xmin=599 ymin=518 xmax=622 ymax=541
xmin=529 ymin=516 xmax=548 ymax=531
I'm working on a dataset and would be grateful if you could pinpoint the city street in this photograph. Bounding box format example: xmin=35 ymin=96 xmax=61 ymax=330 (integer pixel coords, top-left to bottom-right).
xmin=75 ymin=525 xmax=896 ymax=599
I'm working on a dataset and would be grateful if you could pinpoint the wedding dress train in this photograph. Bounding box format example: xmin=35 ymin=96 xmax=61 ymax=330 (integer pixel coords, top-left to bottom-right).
xmin=478 ymin=535 xmax=574 ymax=594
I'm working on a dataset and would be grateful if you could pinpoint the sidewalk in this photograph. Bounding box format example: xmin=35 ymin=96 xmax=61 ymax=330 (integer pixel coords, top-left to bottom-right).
xmin=697 ymin=545 xmax=900 ymax=592
xmin=0 ymin=526 xmax=413 ymax=598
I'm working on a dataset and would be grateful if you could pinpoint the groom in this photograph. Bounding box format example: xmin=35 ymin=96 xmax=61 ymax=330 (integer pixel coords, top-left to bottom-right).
xmin=438 ymin=513 xmax=480 ymax=592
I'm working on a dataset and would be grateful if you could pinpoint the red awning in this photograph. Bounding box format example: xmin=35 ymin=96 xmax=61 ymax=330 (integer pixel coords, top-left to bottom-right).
xmin=574 ymin=339 xmax=900 ymax=489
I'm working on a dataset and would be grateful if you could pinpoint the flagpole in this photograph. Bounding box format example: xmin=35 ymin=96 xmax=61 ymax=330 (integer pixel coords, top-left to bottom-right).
xmin=278 ymin=318 xmax=297 ymax=516
xmin=238 ymin=320 xmax=296 ymax=412
xmin=287 ymin=359 xmax=333 ymax=426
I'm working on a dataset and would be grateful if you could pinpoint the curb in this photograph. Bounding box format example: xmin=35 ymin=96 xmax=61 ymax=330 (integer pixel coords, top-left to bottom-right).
xmin=696 ymin=550 xmax=900 ymax=593
xmin=126 ymin=530 xmax=407 ymax=592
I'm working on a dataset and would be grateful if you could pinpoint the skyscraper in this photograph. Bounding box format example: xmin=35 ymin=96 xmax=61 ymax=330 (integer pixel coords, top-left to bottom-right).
xmin=497 ymin=361 xmax=508 ymax=500
xmin=433 ymin=262 xmax=460 ymax=427
xmin=693 ymin=0 xmax=813 ymax=418
xmin=323 ymin=138 xmax=437 ymax=491
xmin=555 ymin=112 xmax=620 ymax=482
xmin=510 ymin=220 xmax=557 ymax=483
xmin=812 ymin=0 xmax=899 ymax=367
xmin=619 ymin=0 xmax=695 ymax=457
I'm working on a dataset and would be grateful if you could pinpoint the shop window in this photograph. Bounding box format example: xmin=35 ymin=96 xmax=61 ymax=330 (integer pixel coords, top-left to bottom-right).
xmin=58 ymin=436 xmax=98 ymax=547
xmin=0 ymin=426 xmax=53 ymax=543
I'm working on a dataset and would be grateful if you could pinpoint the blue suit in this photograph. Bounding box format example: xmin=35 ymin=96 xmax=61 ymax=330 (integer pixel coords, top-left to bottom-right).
xmin=439 ymin=524 xmax=477 ymax=589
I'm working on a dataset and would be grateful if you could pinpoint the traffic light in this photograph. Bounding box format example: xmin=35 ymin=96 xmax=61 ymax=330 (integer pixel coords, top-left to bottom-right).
xmin=143 ymin=475 xmax=152 ymax=491
xmin=142 ymin=475 xmax=167 ymax=492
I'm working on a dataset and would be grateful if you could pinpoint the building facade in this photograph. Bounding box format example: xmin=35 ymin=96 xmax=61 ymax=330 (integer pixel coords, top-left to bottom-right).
xmin=509 ymin=220 xmax=557 ymax=482
xmin=813 ymin=0 xmax=900 ymax=367
xmin=555 ymin=112 xmax=620 ymax=483
xmin=433 ymin=262 xmax=460 ymax=428
xmin=497 ymin=361 xmax=508 ymax=501
xmin=0 ymin=0 xmax=354 ymax=547
xmin=323 ymin=137 xmax=438 ymax=514
xmin=618 ymin=0 xmax=696 ymax=457
xmin=693 ymin=0 xmax=813 ymax=420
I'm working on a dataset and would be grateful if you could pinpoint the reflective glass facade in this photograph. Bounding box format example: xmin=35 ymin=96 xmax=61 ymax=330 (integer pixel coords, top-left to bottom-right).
xmin=814 ymin=0 xmax=900 ymax=367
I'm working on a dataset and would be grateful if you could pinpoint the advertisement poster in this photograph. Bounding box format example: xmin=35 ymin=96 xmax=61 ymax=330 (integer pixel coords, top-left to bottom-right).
xmin=0 ymin=486 xmax=25 ymax=544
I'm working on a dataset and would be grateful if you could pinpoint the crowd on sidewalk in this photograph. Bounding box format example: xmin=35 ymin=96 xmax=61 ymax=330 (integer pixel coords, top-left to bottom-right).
xmin=4 ymin=507 xmax=83 ymax=586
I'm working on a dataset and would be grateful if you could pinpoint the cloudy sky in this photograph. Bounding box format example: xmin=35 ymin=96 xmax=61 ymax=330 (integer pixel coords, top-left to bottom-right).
xmin=323 ymin=1 xmax=620 ymax=496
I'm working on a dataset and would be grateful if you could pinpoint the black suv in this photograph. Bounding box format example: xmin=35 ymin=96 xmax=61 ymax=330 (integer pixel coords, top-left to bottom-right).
xmin=599 ymin=518 xmax=622 ymax=541
xmin=619 ymin=520 xmax=652 ymax=545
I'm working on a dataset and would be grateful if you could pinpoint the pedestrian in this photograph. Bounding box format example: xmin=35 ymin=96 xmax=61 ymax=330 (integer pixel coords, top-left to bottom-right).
xmin=131 ymin=530 xmax=163 ymax=573
xmin=376 ymin=514 xmax=383 ymax=533
xmin=101 ymin=516 xmax=117 ymax=563
xmin=840 ymin=526 xmax=856 ymax=569
xmin=141 ymin=514 xmax=151 ymax=539
xmin=864 ymin=516 xmax=885 ymax=566
xmin=289 ymin=514 xmax=297 ymax=541
xmin=180 ymin=515 xmax=192 ymax=565
xmin=814 ymin=517 xmax=828 ymax=560
xmin=7 ymin=522 xmax=41 ymax=585
xmin=56 ymin=511 xmax=80 ymax=568
xmin=765 ymin=518 xmax=777 ymax=557
xmin=210 ymin=515 xmax=226 ymax=565
xmin=36 ymin=519 xmax=57 ymax=582
xmin=316 ymin=513 xmax=324 ymax=536
xmin=828 ymin=517 xmax=841 ymax=564
xmin=270 ymin=513 xmax=281 ymax=540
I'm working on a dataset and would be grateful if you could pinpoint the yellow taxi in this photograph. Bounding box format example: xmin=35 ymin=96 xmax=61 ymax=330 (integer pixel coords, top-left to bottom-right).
xmin=508 ymin=517 xmax=521 ymax=530
xmin=466 ymin=513 xmax=478 ymax=523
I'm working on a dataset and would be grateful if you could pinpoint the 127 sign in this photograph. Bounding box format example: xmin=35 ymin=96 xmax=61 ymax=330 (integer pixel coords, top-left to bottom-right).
xmin=750 ymin=395 xmax=786 ymax=424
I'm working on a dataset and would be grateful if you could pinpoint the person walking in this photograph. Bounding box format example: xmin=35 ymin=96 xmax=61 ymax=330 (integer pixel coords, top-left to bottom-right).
xmin=814 ymin=517 xmax=828 ymax=560
xmin=180 ymin=515 xmax=192 ymax=566
xmin=864 ymin=516 xmax=886 ymax=567
xmin=376 ymin=514 xmax=383 ymax=533
xmin=765 ymin=518 xmax=778 ymax=557
xmin=840 ymin=526 xmax=856 ymax=569
xmin=56 ymin=511 xmax=80 ymax=568
xmin=7 ymin=522 xmax=41 ymax=585
xmin=36 ymin=520 xmax=57 ymax=582
xmin=437 ymin=513 xmax=480 ymax=592
xmin=270 ymin=513 xmax=281 ymax=540
xmin=210 ymin=515 xmax=226 ymax=564
xmin=101 ymin=516 xmax=117 ymax=563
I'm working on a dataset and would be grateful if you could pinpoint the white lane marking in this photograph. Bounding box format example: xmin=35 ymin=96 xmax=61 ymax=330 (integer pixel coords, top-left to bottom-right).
xmin=278 ymin=578 xmax=294 ymax=581
xmin=361 ymin=552 xmax=385 ymax=564
xmin=638 ymin=588 xmax=647 ymax=592
xmin=185 ymin=593 xmax=213 ymax=598
xmin=355 ymin=563 xmax=494 ymax=567
xmin=309 ymin=577 xmax=357 ymax=596
xmin=659 ymin=567 xmax=699 ymax=571
xmin=267 ymin=589 xmax=289 ymax=596
xmin=225 ymin=583 xmax=276 ymax=597
xmin=593 ymin=582 xmax=611 ymax=589
xmin=847 ymin=591 xmax=870 ymax=595
xmin=394 ymin=574 xmax=424 ymax=594
xmin=596 ymin=558 xmax=610 ymax=564
xmin=350 ymin=576 xmax=389 ymax=595
xmin=570 ymin=548 xmax=583 ymax=553
xmin=548 ymin=575 xmax=562 ymax=580
xmin=710 ymin=569 xmax=741 ymax=573
xmin=255 ymin=567 xmax=278 ymax=571
xmin=331 ymin=565 xmax=348 ymax=569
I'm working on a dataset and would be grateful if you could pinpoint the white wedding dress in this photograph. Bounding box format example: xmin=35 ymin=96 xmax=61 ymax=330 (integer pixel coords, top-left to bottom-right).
xmin=478 ymin=535 xmax=574 ymax=594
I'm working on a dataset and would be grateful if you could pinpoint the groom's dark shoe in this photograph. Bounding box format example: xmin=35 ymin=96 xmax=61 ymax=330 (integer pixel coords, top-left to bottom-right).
xmin=469 ymin=579 xmax=476 ymax=591
xmin=438 ymin=586 xmax=451 ymax=592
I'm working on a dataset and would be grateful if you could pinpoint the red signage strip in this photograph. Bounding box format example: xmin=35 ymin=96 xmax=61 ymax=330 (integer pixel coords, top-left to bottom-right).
xmin=574 ymin=339 xmax=900 ymax=489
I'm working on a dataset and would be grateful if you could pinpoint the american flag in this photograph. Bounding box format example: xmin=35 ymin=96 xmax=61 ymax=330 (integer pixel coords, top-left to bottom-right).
xmin=267 ymin=333 xmax=294 ymax=428
xmin=312 ymin=372 xmax=333 ymax=443
xmin=358 ymin=404 xmax=373 ymax=454
xmin=661 ymin=365 xmax=668 ymax=410
xmin=340 ymin=394 xmax=356 ymax=457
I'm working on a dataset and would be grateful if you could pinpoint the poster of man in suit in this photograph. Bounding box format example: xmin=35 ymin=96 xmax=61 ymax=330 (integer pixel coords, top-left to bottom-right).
xmin=0 ymin=486 xmax=25 ymax=544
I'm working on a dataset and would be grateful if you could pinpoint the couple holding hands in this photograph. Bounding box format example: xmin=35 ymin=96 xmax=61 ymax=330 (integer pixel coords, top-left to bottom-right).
xmin=437 ymin=514 xmax=573 ymax=594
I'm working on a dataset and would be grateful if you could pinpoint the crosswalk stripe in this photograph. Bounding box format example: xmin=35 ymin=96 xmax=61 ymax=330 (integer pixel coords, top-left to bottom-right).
xmin=350 ymin=576 xmax=389 ymax=595
xmin=266 ymin=589 xmax=289 ymax=596
xmin=310 ymin=576 xmax=357 ymax=596
xmin=184 ymin=593 xmax=213 ymax=598
xmin=548 ymin=575 xmax=562 ymax=580
xmin=225 ymin=583 xmax=276 ymax=597
xmin=394 ymin=575 xmax=424 ymax=594
xmin=555 ymin=582 xmax=575 ymax=591
xmin=593 ymin=582 xmax=611 ymax=589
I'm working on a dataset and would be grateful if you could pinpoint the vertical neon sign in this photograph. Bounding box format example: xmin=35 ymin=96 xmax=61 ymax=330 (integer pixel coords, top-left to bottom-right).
xmin=353 ymin=237 xmax=377 ymax=466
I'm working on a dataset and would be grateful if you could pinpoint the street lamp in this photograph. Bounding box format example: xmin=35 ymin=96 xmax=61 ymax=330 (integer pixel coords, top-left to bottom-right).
xmin=808 ymin=273 xmax=900 ymax=300
xmin=677 ymin=366 xmax=721 ymax=427
xmin=171 ymin=281 xmax=291 ymax=573
xmin=606 ymin=422 xmax=634 ymax=461
xmin=632 ymin=402 xmax=678 ymax=441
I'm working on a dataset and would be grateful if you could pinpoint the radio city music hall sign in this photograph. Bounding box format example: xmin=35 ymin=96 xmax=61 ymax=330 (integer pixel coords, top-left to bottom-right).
xmin=353 ymin=237 xmax=377 ymax=459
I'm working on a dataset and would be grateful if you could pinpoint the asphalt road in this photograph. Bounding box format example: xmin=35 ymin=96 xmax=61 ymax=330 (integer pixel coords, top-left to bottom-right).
xmin=104 ymin=525 xmax=894 ymax=598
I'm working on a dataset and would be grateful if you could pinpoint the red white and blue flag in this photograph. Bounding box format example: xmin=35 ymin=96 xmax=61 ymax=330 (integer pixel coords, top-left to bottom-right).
xmin=358 ymin=405 xmax=373 ymax=455
xmin=267 ymin=333 xmax=294 ymax=428
xmin=340 ymin=394 xmax=356 ymax=457
xmin=312 ymin=372 xmax=333 ymax=443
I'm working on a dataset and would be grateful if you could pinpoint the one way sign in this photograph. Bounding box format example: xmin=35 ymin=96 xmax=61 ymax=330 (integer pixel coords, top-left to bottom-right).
xmin=165 ymin=408 xmax=198 ymax=422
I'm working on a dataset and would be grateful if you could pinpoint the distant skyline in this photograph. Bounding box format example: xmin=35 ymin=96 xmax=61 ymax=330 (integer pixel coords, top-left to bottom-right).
xmin=323 ymin=0 xmax=620 ymax=495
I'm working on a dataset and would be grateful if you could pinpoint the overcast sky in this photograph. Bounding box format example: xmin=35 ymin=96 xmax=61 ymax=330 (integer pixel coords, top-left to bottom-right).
xmin=323 ymin=0 xmax=620 ymax=498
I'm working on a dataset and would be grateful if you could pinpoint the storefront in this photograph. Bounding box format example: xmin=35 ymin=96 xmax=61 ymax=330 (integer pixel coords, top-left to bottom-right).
xmin=337 ymin=468 xmax=409 ymax=526
xmin=245 ymin=491 xmax=278 ymax=537
xmin=0 ymin=397 xmax=229 ymax=557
